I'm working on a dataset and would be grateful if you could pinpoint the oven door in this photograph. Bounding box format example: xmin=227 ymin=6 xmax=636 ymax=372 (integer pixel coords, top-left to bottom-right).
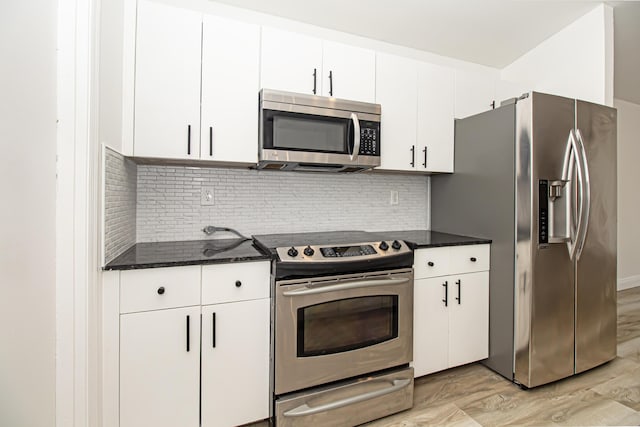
xmin=274 ymin=268 xmax=413 ymax=395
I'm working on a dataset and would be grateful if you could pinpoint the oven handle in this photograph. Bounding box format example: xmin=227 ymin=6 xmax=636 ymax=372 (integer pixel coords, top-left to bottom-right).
xmin=283 ymin=378 xmax=412 ymax=418
xmin=281 ymin=277 xmax=410 ymax=297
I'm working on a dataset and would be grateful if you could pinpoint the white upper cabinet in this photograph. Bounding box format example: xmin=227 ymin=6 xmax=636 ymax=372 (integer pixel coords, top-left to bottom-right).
xmin=261 ymin=27 xmax=375 ymax=103
xmin=134 ymin=0 xmax=202 ymax=159
xmin=454 ymin=69 xmax=496 ymax=119
xmin=321 ymin=41 xmax=375 ymax=103
xmin=376 ymin=54 xmax=456 ymax=173
xmin=417 ymin=62 xmax=455 ymax=173
xmin=200 ymin=15 xmax=260 ymax=163
xmin=134 ymin=2 xmax=259 ymax=164
xmin=261 ymin=27 xmax=323 ymax=95
xmin=375 ymin=53 xmax=419 ymax=172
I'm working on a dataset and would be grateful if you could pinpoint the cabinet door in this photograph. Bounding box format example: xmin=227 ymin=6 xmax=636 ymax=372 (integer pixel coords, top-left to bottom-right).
xmin=322 ymin=41 xmax=375 ymax=103
xmin=201 ymin=15 xmax=260 ymax=163
xmin=413 ymin=277 xmax=449 ymax=377
xmin=448 ymin=271 xmax=489 ymax=367
xmin=417 ymin=62 xmax=455 ymax=173
xmin=454 ymin=69 xmax=496 ymax=119
xmin=134 ymin=0 xmax=202 ymax=159
xmin=201 ymin=299 xmax=270 ymax=427
xmin=375 ymin=53 xmax=418 ymax=171
xmin=120 ymin=306 xmax=201 ymax=427
xmin=261 ymin=27 xmax=322 ymax=95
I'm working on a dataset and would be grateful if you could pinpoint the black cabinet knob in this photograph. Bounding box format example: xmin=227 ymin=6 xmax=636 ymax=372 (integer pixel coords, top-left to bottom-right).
xmin=157 ymin=286 xmax=165 ymax=295
xmin=235 ymin=280 xmax=242 ymax=288
xmin=470 ymin=257 xmax=477 ymax=262
xmin=427 ymin=261 xmax=434 ymax=267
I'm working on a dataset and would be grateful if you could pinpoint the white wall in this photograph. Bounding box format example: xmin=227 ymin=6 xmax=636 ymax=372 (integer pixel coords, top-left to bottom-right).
xmin=0 ymin=1 xmax=57 ymax=426
xmin=615 ymin=99 xmax=640 ymax=290
xmin=501 ymin=4 xmax=614 ymax=106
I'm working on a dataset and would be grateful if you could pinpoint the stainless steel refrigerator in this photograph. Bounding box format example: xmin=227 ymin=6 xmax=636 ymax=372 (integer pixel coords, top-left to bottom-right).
xmin=431 ymin=92 xmax=617 ymax=388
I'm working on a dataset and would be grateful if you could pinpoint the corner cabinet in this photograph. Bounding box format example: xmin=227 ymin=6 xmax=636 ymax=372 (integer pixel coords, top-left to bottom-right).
xmin=116 ymin=262 xmax=270 ymax=427
xmin=376 ymin=53 xmax=455 ymax=173
xmin=412 ymin=244 xmax=490 ymax=377
xmin=133 ymin=0 xmax=260 ymax=163
xmin=260 ymin=27 xmax=375 ymax=103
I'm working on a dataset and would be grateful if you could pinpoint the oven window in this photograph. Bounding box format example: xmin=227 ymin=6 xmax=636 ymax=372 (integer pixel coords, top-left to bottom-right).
xmin=297 ymin=296 xmax=399 ymax=357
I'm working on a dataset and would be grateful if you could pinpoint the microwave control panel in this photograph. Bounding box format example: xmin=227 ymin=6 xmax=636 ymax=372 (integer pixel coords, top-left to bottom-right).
xmin=359 ymin=121 xmax=380 ymax=156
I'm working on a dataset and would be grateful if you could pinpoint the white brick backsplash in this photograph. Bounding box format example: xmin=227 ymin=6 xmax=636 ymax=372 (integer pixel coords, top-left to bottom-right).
xmin=104 ymin=148 xmax=137 ymax=262
xmin=136 ymin=166 xmax=430 ymax=242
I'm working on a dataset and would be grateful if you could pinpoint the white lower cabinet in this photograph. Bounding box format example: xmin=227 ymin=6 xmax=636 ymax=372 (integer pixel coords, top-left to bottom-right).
xmin=117 ymin=262 xmax=270 ymax=427
xmin=448 ymin=271 xmax=489 ymax=367
xmin=120 ymin=306 xmax=201 ymax=427
xmin=201 ymin=299 xmax=270 ymax=427
xmin=413 ymin=245 xmax=490 ymax=377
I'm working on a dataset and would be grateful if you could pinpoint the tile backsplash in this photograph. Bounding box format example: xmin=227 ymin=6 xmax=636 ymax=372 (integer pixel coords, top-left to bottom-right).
xmin=136 ymin=166 xmax=430 ymax=242
xmin=104 ymin=148 xmax=137 ymax=263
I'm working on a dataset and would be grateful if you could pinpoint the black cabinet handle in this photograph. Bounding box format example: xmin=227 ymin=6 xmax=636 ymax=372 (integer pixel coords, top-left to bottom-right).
xmin=312 ymin=68 xmax=317 ymax=94
xmin=209 ymin=126 xmax=213 ymax=156
xmin=235 ymin=280 xmax=242 ymax=288
xmin=187 ymin=124 xmax=191 ymax=155
xmin=422 ymin=146 xmax=427 ymax=168
xmin=329 ymin=70 xmax=333 ymax=96
xmin=470 ymin=257 xmax=477 ymax=262
xmin=410 ymin=145 xmax=415 ymax=167
xmin=186 ymin=315 xmax=190 ymax=352
xmin=157 ymin=286 xmax=165 ymax=295
xmin=212 ymin=312 xmax=216 ymax=348
xmin=442 ymin=281 xmax=448 ymax=307
xmin=427 ymin=261 xmax=434 ymax=267
xmin=456 ymin=279 xmax=461 ymax=304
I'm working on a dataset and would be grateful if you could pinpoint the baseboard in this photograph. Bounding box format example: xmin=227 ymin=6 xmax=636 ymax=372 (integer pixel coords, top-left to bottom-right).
xmin=618 ymin=274 xmax=640 ymax=291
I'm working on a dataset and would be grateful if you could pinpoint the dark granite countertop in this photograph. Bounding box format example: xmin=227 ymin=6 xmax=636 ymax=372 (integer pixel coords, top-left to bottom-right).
xmin=372 ymin=230 xmax=491 ymax=249
xmin=104 ymin=238 xmax=270 ymax=270
xmin=104 ymin=230 xmax=490 ymax=270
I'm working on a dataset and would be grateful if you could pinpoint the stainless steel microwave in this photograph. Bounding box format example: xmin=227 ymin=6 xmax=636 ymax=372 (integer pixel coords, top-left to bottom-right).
xmin=258 ymin=89 xmax=381 ymax=172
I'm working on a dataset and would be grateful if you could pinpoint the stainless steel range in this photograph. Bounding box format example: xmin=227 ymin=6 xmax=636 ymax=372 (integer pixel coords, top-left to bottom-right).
xmin=253 ymin=231 xmax=415 ymax=427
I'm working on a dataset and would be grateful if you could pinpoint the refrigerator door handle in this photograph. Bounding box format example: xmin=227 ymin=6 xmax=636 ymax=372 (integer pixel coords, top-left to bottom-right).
xmin=574 ymin=128 xmax=591 ymax=260
xmin=561 ymin=131 xmax=580 ymax=260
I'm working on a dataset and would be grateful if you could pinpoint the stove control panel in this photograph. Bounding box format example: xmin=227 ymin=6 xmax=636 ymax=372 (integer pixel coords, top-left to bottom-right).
xmin=276 ymin=240 xmax=411 ymax=263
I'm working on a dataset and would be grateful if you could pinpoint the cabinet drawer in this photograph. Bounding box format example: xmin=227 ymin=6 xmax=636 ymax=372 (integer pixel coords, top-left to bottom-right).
xmin=202 ymin=261 xmax=270 ymax=305
xmin=414 ymin=247 xmax=450 ymax=279
xmin=120 ymin=266 xmax=201 ymax=314
xmin=449 ymin=244 xmax=490 ymax=274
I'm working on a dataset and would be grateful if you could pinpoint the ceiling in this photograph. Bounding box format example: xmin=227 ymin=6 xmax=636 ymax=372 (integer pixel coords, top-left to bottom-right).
xmin=213 ymin=0 xmax=640 ymax=104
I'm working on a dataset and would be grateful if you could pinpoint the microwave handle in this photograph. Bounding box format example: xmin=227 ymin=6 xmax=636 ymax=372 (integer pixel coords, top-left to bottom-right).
xmin=349 ymin=113 xmax=360 ymax=161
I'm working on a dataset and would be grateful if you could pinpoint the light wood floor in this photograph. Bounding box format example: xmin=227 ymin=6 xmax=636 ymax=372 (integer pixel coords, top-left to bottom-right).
xmin=364 ymin=286 xmax=640 ymax=426
xmin=254 ymin=287 xmax=640 ymax=426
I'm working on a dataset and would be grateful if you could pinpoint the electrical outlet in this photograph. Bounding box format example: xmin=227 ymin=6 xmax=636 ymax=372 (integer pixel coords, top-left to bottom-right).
xmin=390 ymin=190 xmax=399 ymax=205
xmin=201 ymin=187 xmax=215 ymax=206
